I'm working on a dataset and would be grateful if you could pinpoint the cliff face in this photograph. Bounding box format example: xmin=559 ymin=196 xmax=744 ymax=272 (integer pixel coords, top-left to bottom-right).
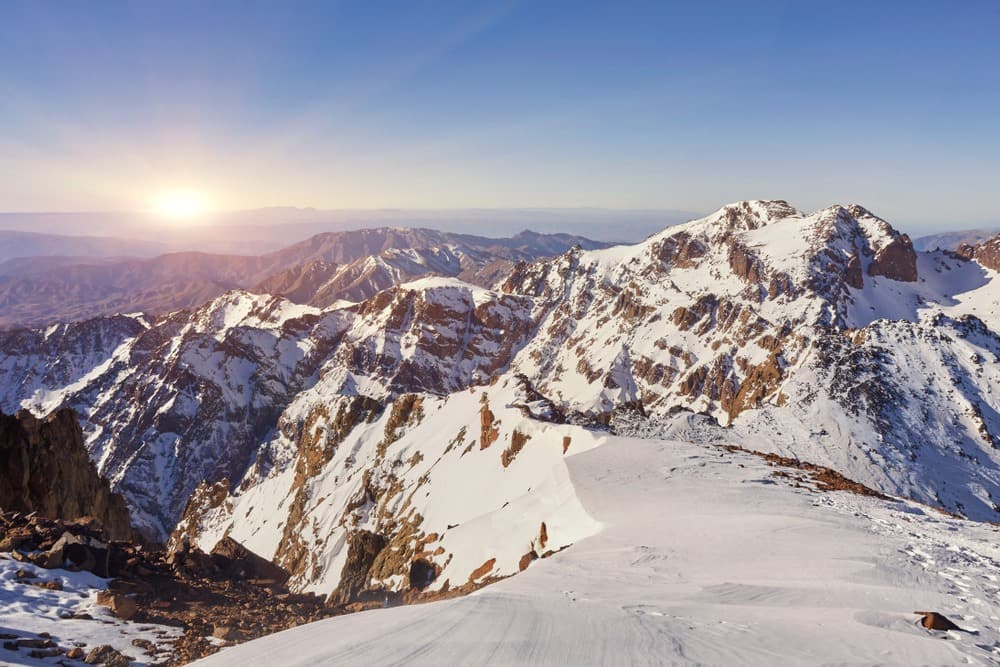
xmin=0 ymin=408 xmax=131 ymax=540
xmin=957 ymin=234 xmax=1000 ymax=272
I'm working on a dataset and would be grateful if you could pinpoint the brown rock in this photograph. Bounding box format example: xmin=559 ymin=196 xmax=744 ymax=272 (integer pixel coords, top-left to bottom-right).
xmin=29 ymin=647 xmax=63 ymax=658
xmin=500 ymin=430 xmax=530 ymax=468
xmin=845 ymin=253 xmax=864 ymax=289
xmin=868 ymin=236 xmax=918 ymax=282
xmin=96 ymin=592 xmax=138 ymax=620
xmin=85 ymin=644 xmax=132 ymax=666
xmin=915 ymin=610 xmax=965 ymax=631
xmin=479 ymin=403 xmax=500 ymax=449
xmin=468 ymin=557 xmax=496 ymax=582
xmin=212 ymin=625 xmax=246 ymax=641
xmin=963 ymin=235 xmax=1000 ymax=272
xmin=67 ymin=646 xmax=85 ymax=659
xmin=330 ymin=530 xmax=387 ymax=605
xmin=210 ymin=537 xmax=290 ymax=586
xmin=0 ymin=409 xmax=132 ymax=540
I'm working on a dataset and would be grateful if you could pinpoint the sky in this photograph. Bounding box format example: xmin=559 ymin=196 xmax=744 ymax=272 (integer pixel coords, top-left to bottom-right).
xmin=0 ymin=0 xmax=998 ymax=232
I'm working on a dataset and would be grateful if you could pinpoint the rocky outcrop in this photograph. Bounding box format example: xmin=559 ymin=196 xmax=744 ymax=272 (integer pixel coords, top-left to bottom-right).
xmin=0 ymin=409 xmax=131 ymax=540
xmin=957 ymin=235 xmax=1000 ymax=272
xmin=915 ymin=611 xmax=966 ymax=632
xmin=845 ymin=253 xmax=864 ymax=288
xmin=868 ymin=235 xmax=918 ymax=282
xmin=332 ymin=530 xmax=387 ymax=605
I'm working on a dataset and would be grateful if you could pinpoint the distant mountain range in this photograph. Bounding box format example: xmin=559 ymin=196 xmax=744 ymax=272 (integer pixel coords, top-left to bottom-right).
xmin=0 ymin=207 xmax=698 ymax=253
xmin=0 ymin=227 xmax=611 ymax=329
xmin=913 ymin=228 xmax=1000 ymax=252
xmin=0 ymin=230 xmax=168 ymax=262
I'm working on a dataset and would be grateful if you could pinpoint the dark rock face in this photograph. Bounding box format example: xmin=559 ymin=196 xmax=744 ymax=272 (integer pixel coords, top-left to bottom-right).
xmin=331 ymin=530 xmax=387 ymax=604
xmin=868 ymin=235 xmax=918 ymax=282
xmin=845 ymin=253 xmax=864 ymax=289
xmin=210 ymin=536 xmax=290 ymax=586
xmin=958 ymin=235 xmax=1000 ymax=272
xmin=0 ymin=409 xmax=131 ymax=540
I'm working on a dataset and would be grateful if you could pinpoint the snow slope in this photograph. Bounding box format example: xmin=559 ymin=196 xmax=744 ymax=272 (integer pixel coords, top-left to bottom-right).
xmin=194 ymin=435 xmax=1000 ymax=666
xmin=173 ymin=376 xmax=604 ymax=595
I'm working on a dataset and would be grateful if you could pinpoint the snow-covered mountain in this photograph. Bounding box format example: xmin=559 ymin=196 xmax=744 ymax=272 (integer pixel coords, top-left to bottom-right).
xmin=914 ymin=228 xmax=1000 ymax=252
xmin=3 ymin=200 xmax=1000 ymax=610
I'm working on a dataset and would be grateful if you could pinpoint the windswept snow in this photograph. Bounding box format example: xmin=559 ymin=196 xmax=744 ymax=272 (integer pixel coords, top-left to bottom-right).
xmin=195 ymin=436 xmax=1000 ymax=666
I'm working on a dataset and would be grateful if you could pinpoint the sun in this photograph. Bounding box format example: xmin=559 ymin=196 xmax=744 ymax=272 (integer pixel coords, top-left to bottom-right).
xmin=151 ymin=191 xmax=211 ymax=220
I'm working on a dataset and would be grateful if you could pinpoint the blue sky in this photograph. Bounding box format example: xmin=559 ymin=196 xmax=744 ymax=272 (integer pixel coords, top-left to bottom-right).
xmin=0 ymin=1 xmax=998 ymax=230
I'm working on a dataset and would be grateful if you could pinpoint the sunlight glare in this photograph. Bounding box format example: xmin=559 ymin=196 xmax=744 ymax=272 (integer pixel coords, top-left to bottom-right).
xmin=151 ymin=191 xmax=211 ymax=220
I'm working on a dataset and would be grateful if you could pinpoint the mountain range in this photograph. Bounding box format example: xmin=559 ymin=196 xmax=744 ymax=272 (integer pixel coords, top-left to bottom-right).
xmin=0 ymin=228 xmax=609 ymax=330
xmin=1 ymin=200 xmax=999 ymax=620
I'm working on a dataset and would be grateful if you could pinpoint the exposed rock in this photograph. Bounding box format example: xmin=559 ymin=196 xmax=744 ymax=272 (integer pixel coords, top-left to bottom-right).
xmin=84 ymin=644 xmax=130 ymax=665
xmin=479 ymin=401 xmax=500 ymax=449
xmin=500 ymin=430 xmax=531 ymax=468
xmin=331 ymin=530 xmax=387 ymax=605
xmin=408 ymin=558 xmax=438 ymax=591
xmin=212 ymin=625 xmax=246 ymax=641
xmin=0 ymin=409 xmax=131 ymax=540
xmin=958 ymin=235 xmax=1000 ymax=272
xmin=96 ymin=592 xmax=138 ymax=620
xmin=210 ymin=536 xmax=290 ymax=586
xmin=845 ymin=253 xmax=864 ymax=289
xmin=868 ymin=235 xmax=918 ymax=282
xmin=915 ymin=611 xmax=966 ymax=631
xmin=468 ymin=557 xmax=496 ymax=582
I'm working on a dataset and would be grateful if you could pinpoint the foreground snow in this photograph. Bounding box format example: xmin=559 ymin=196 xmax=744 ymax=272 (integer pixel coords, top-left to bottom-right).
xmin=0 ymin=555 xmax=181 ymax=665
xmin=195 ymin=436 xmax=1000 ymax=666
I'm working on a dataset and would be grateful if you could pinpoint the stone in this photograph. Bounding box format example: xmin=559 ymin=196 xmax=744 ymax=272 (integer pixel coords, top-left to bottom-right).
xmin=210 ymin=537 xmax=290 ymax=586
xmin=28 ymin=647 xmax=63 ymax=658
xmin=212 ymin=625 xmax=245 ymax=641
xmin=915 ymin=610 xmax=965 ymax=631
xmin=97 ymin=591 xmax=138 ymax=620
xmin=111 ymin=595 xmax=139 ymax=621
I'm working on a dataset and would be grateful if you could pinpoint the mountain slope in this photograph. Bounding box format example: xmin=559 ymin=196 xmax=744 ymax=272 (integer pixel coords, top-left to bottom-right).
xmin=194 ymin=435 xmax=1000 ymax=666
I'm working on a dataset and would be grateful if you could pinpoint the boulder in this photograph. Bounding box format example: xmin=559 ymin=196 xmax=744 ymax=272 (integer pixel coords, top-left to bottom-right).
xmin=210 ymin=536 xmax=290 ymax=586
xmin=915 ymin=610 xmax=965 ymax=631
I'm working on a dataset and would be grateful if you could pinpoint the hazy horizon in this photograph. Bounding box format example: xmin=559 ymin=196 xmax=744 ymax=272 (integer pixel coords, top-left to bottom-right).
xmin=0 ymin=202 xmax=995 ymax=246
